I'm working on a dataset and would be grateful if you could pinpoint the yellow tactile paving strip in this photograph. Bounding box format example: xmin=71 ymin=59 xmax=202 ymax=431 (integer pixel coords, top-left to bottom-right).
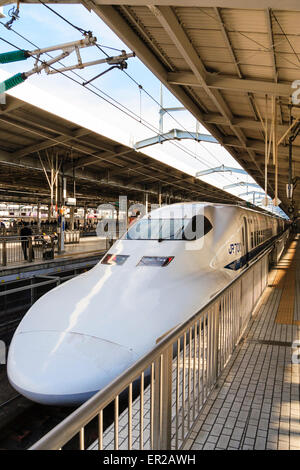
xmin=271 ymin=241 xmax=297 ymax=288
xmin=275 ymin=238 xmax=298 ymax=325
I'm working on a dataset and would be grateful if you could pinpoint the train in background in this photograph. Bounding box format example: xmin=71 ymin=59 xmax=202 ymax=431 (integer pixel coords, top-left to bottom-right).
xmin=7 ymin=203 xmax=288 ymax=405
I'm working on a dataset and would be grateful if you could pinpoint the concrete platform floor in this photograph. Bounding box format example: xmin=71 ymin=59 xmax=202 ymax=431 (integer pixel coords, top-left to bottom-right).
xmin=184 ymin=236 xmax=300 ymax=450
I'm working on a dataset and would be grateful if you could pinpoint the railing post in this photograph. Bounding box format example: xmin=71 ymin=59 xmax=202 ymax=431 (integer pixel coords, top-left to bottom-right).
xmin=2 ymin=239 xmax=7 ymax=266
xmin=28 ymin=237 xmax=33 ymax=263
xmin=51 ymin=238 xmax=55 ymax=259
xmin=153 ymin=346 xmax=172 ymax=450
xmin=215 ymin=302 xmax=220 ymax=380
xmin=251 ymin=267 xmax=254 ymax=314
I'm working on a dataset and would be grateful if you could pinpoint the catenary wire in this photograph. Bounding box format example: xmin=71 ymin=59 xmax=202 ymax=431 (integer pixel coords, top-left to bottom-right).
xmin=0 ymin=23 xmax=244 ymax=189
xmin=36 ymin=1 xmax=235 ymax=173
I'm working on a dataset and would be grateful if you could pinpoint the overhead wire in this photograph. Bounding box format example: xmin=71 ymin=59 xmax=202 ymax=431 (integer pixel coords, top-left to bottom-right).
xmin=0 ymin=38 xmax=241 ymax=201
xmin=0 ymin=23 xmax=218 ymax=172
xmin=35 ymin=2 xmax=234 ymax=174
xmin=29 ymin=1 xmax=237 ymax=179
xmin=0 ymin=6 xmax=246 ymax=191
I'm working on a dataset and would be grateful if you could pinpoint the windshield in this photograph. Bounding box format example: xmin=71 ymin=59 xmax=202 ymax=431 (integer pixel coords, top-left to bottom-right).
xmin=124 ymin=216 xmax=212 ymax=241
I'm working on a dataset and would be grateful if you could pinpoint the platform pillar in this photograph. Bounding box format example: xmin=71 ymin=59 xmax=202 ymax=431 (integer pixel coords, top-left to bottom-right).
xmin=70 ymin=206 xmax=75 ymax=231
xmin=58 ymin=175 xmax=65 ymax=254
xmin=83 ymin=204 xmax=87 ymax=231
xmin=144 ymin=192 xmax=149 ymax=214
xmin=37 ymin=201 xmax=41 ymax=232
xmin=158 ymin=184 xmax=162 ymax=207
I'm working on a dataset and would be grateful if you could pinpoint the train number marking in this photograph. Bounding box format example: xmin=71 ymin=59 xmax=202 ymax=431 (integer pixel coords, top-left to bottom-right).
xmin=228 ymin=243 xmax=241 ymax=255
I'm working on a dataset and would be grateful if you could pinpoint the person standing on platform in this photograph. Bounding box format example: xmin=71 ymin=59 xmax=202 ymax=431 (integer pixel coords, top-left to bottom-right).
xmin=20 ymin=222 xmax=33 ymax=261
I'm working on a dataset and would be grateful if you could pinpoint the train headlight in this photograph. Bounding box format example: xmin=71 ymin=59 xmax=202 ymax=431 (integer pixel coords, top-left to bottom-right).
xmin=101 ymin=254 xmax=129 ymax=265
xmin=137 ymin=256 xmax=174 ymax=267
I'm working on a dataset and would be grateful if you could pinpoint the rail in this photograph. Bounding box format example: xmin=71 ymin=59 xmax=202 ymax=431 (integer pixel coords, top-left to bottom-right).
xmin=29 ymin=245 xmax=272 ymax=451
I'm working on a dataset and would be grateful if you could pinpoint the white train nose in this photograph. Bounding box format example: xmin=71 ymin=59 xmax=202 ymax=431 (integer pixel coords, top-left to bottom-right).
xmin=7 ymin=331 xmax=138 ymax=405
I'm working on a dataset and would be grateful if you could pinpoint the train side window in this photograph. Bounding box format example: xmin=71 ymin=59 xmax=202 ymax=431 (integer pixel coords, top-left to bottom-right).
xmin=183 ymin=215 xmax=213 ymax=241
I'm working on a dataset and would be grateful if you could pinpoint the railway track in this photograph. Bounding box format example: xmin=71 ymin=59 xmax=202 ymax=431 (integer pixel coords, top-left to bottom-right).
xmin=0 ymin=398 xmax=75 ymax=450
xmin=0 ymin=365 xmax=77 ymax=450
xmin=0 ymin=266 xmax=96 ymax=449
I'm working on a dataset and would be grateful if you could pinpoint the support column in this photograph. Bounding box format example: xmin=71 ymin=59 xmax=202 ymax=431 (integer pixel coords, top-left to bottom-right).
xmin=116 ymin=204 xmax=120 ymax=238
xmin=158 ymin=184 xmax=162 ymax=207
xmin=83 ymin=204 xmax=87 ymax=231
xmin=126 ymin=197 xmax=130 ymax=230
xmin=70 ymin=206 xmax=75 ymax=231
xmin=58 ymin=175 xmax=65 ymax=254
xmin=37 ymin=201 xmax=41 ymax=232
xmin=144 ymin=192 xmax=149 ymax=214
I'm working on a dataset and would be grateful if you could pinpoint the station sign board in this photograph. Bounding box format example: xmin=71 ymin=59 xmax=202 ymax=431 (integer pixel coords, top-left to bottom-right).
xmin=66 ymin=197 xmax=76 ymax=206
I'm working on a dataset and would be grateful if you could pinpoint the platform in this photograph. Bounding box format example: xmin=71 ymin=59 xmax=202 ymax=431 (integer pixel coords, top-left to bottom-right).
xmin=182 ymin=236 xmax=300 ymax=450
xmin=87 ymin=236 xmax=300 ymax=451
xmin=0 ymin=237 xmax=107 ymax=282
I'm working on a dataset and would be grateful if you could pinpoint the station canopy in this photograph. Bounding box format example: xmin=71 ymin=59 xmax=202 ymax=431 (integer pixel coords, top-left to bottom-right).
xmin=0 ymin=93 xmax=241 ymax=207
xmin=1 ymin=1 xmax=299 ymax=215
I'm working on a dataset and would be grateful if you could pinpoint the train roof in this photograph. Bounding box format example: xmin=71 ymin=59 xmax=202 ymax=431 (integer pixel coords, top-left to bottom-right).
xmin=148 ymin=202 xmax=287 ymax=220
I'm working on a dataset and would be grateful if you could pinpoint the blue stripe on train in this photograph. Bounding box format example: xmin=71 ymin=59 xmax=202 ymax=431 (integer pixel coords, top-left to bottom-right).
xmin=224 ymin=235 xmax=279 ymax=271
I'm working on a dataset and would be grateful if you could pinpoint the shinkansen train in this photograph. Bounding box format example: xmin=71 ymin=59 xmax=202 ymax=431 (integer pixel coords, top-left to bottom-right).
xmin=7 ymin=203 xmax=287 ymax=405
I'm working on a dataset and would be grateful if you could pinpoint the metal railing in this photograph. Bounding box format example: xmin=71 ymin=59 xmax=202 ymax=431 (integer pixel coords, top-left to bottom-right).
xmin=64 ymin=231 xmax=80 ymax=244
xmin=0 ymin=236 xmax=49 ymax=266
xmin=29 ymin=246 xmax=271 ymax=451
xmin=0 ymin=234 xmax=112 ymax=267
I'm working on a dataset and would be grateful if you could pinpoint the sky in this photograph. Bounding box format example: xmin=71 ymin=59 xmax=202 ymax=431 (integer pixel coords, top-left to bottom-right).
xmin=0 ymin=2 xmax=270 ymax=206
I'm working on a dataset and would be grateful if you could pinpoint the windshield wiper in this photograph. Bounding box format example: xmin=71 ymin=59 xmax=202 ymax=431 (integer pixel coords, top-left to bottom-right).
xmin=158 ymin=237 xmax=167 ymax=243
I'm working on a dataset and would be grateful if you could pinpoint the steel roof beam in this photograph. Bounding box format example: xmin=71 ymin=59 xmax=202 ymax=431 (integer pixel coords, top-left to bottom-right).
xmin=108 ymin=162 xmax=151 ymax=178
xmin=0 ymin=149 xmax=239 ymax=202
xmin=68 ymin=148 xmax=133 ymax=171
xmin=0 ymin=115 xmax=116 ymax=160
xmin=10 ymin=130 xmax=91 ymax=160
xmin=11 ymin=109 xmax=89 ymax=139
xmin=0 ymin=95 xmax=25 ymax=115
xmin=0 ymin=153 xmax=158 ymax=195
xmin=102 ymin=155 xmax=239 ymax=202
xmin=214 ymin=7 xmax=242 ymax=79
xmin=93 ymin=4 xmax=225 ymax=143
xmin=0 ymin=1 xmax=300 ymax=9
xmin=93 ymin=4 xmax=269 ymax=195
xmin=202 ymin=113 xmax=288 ymax=133
xmin=224 ymin=136 xmax=300 ymax=159
xmin=148 ymin=5 xmax=265 ymax=184
xmin=167 ymin=72 xmax=292 ymax=98
xmin=265 ymin=8 xmax=283 ymax=124
xmin=211 ymin=8 xmax=267 ymax=138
